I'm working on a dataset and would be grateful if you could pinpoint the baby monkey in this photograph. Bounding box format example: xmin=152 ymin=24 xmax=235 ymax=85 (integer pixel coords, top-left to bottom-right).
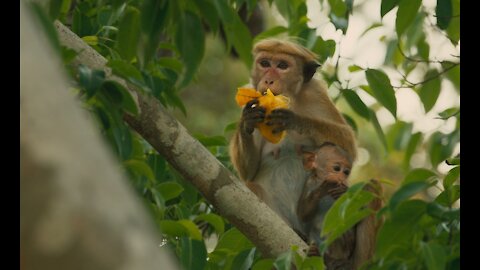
xmin=297 ymin=143 xmax=356 ymax=269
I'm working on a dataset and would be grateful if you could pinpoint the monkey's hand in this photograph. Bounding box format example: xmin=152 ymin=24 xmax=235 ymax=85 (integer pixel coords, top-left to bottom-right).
xmin=265 ymin=108 xmax=297 ymax=134
xmin=241 ymin=99 xmax=266 ymax=135
xmin=312 ymin=181 xmax=337 ymax=200
xmin=328 ymin=183 xmax=348 ymax=200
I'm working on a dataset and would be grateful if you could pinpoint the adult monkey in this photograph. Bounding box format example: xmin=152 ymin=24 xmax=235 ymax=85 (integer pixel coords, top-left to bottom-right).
xmin=229 ymin=38 xmax=357 ymax=233
xmin=229 ymin=39 xmax=382 ymax=268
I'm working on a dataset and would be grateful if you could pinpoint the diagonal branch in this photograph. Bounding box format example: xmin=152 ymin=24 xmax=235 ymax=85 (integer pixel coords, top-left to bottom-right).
xmin=54 ymin=21 xmax=308 ymax=257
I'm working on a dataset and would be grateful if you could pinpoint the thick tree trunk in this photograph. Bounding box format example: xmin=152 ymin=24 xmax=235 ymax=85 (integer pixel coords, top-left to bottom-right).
xmin=53 ymin=20 xmax=309 ymax=257
xmin=20 ymin=1 xmax=179 ymax=269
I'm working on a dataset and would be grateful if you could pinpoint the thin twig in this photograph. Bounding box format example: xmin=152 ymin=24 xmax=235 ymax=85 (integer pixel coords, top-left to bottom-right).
xmin=392 ymin=62 xmax=459 ymax=89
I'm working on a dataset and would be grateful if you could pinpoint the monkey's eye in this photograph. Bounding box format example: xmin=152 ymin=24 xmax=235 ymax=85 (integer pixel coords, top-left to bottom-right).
xmin=260 ymin=59 xmax=270 ymax=68
xmin=333 ymin=165 xmax=341 ymax=172
xmin=343 ymin=169 xmax=350 ymax=176
xmin=277 ymin=61 xmax=289 ymax=70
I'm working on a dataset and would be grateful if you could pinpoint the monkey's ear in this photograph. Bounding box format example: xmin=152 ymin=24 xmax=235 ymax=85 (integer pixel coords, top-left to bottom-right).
xmin=303 ymin=61 xmax=321 ymax=83
xmin=302 ymin=151 xmax=317 ymax=170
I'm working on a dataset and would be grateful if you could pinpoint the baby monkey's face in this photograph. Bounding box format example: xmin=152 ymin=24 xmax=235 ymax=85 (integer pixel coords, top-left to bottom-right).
xmin=309 ymin=145 xmax=352 ymax=185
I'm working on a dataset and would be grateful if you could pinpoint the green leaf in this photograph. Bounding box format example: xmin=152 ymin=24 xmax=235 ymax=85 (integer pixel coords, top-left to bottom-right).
xmin=195 ymin=134 xmax=228 ymax=147
xmin=384 ymin=39 xmax=402 ymax=66
xmin=443 ymin=166 xmax=459 ymax=188
xmin=436 ymin=0 xmax=452 ymax=30
xmin=348 ymin=65 xmax=364 ymax=72
xmin=253 ymin=26 xmax=289 ymax=43
xmin=322 ymin=183 xmax=375 ymax=246
xmin=420 ymin=242 xmax=446 ymax=270
xmin=403 ymin=132 xmax=422 ymax=169
xmin=157 ymin=181 xmax=184 ymax=201
xmin=417 ymin=37 xmax=430 ymax=61
xmin=436 ymin=107 xmax=459 ymax=120
xmin=300 ymin=256 xmax=325 ymax=270
xmin=178 ymin=219 xmax=203 ymax=240
xmin=342 ymin=89 xmax=370 ymax=120
xmin=359 ymin=85 xmax=374 ymax=97
xmin=446 ymin=156 xmax=460 ymax=166
xmin=252 ymin=259 xmax=275 ymax=270
xmin=81 ymin=35 xmax=98 ymax=46
xmin=328 ymin=0 xmax=347 ymax=17
xmin=428 ymin=131 xmax=458 ymax=167
xmin=109 ymin=126 xmax=133 ymax=160
xmin=386 ymin=121 xmax=412 ymax=151
xmin=435 ymin=184 xmax=460 ymax=206
xmin=101 ymin=80 xmax=139 ymax=115
xmin=369 ymin=109 xmax=389 ymax=153
xmin=159 ymin=220 xmax=189 ymax=237
xmin=342 ymin=113 xmax=358 ymax=134
xmin=376 ymin=200 xmax=427 ymax=257
xmin=224 ymin=122 xmax=239 ymax=134
xmin=196 ymin=0 xmax=220 ymax=34
xmin=158 ymin=57 xmax=183 ymax=73
xmin=94 ymin=106 xmax=110 ymax=130
xmin=176 ymin=11 xmax=205 ymax=87
xmin=226 ymin=15 xmax=254 ymax=67
xmin=49 ymin=0 xmax=63 ymax=19
xmin=195 ymin=213 xmax=225 ymax=235
xmin=395 ymin=0 xmax=422 ymax=37
xmin=216 ymin=227 xmax=254 ymax=252
xmin=140 ymin=0 xmax=170 ymax=66
xmin=123 ymin=159 xmax=155 ymax=181
xmin=163 ymin=88 xmax=187 ymax=115
xmin=213 ymin=0 xmax=235 ymax=24
xmin=418 ymin=70 xmax=441 ymax=113
xmin=404 ymin=12 xmax=426 ymax=51
xmin=311 ymin=36 xmax=336 ymax=64
xmin=60 ymin=46 xmax=78 ymax=64
xmin=381 ymin=0 xmax=400 ymax=17
xmin=116 ymin=7 xmax=140 ymax=62
xmin=273 ymin=248 xmax=295 ymax=270
xmin=403 ymin=168 xmax=437 ymax=185
xmin=180 ymin=237 xmax=207 ymax=270
xmin=365 ymin=69 xmax=397 ymax=118
xmin=446 ymin=0 xmax=459 ymax=45
xmin=231 ymin=248 xmax=256 ymax=270
xmin=273 ymin=0 xmax=294 ymax=21
xmin=78 ymin=65 xmax=105 ymax=98
xmin=443 ymin=61 xmax=460 ymax=90
xmin=107 ymin=60 xmax=145 ymax=86
xmin=389 ymin=181 xmax=431 ymax=210
xmin=360 ymin=23 xmax=383 ymax=37
xmin=426 ymin=202 xmax=459 ymax=221
xmin=329 ymin=13 xmax=349 ymax=34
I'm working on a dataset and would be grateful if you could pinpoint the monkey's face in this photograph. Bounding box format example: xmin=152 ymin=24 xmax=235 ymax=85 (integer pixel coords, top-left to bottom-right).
xmin=306 ymin=145 xmax=352 ymax=185
xmin=251 ymin=51 xmax=303 ymax=97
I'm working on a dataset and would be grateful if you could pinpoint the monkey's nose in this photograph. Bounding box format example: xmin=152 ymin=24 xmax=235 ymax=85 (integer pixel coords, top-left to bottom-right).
xmin=265 ymin=80 xmax=274 ymax=85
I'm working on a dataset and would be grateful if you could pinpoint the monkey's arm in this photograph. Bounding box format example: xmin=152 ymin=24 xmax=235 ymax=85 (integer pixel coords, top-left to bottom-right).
xmin=297 ymin=181 xmax=336 ymax=222
xmin=266 ymin=110 xmax=357 ymax=160
xmin=229 ymin=99 xmax=265 ymax=181
xmin=229 ymin=128 xmax=262 ymax=181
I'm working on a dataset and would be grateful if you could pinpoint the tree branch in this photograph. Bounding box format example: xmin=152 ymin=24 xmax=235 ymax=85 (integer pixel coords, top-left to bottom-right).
xmin=54 ymin=21 xmax=309 ymax=257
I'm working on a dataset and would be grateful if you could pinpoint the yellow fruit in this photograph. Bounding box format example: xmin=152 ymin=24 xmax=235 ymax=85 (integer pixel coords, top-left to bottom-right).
xmin=235 ymin=88 xmax=290 ymax=144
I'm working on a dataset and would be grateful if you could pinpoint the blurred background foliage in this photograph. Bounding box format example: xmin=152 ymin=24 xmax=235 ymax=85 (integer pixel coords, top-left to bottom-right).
xmin=28 ymin=0 xmax=459 ymax=269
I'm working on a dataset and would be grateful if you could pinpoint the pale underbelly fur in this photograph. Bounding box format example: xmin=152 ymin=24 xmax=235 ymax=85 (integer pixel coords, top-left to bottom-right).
xmin=254 ymin=138 xmax=308 ymax=233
